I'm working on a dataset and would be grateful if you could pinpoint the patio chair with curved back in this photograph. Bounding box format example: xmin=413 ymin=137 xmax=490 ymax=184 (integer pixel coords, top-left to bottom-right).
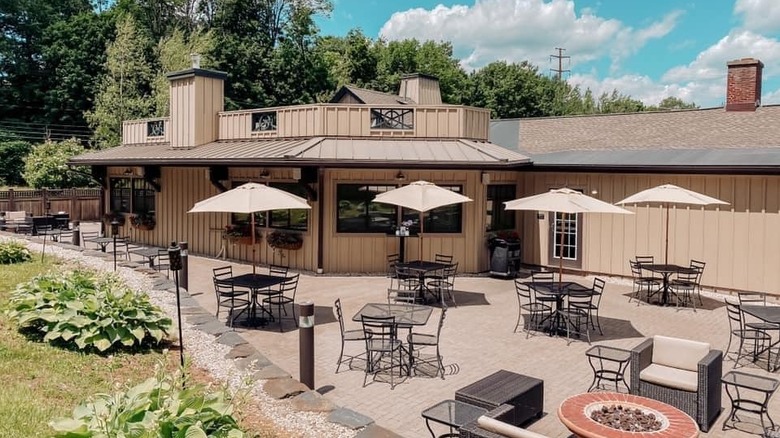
xmin=531 ymin=271 xmax=558 ymax=316
xmin=212 ymin=266 xmax=250 ymax=328
xmin=395 ymin=265 xmax=421 ymax=291
xmin=670 ymin=268 xmax=699 ymax=311
xmin=387 ymin=253 xmax=400 ymax=289
xmin=262 ymin=273 xmax=300 ymax=332
xmin=334 ymin=298 xmax=368 ymax=373
xmin=629 ymin=260 xmax=661 ymax=305
xmin=725 ymin=300 xmax=772 ymax=369
xmin=570 ymin=277 xmax=605 ymax=335
xmin=689 ymin=259 xmax=706 ymax=305
xmin=514 ymin=279 xmax=552 ymax=337
xmin=560 ymin=286 xmax=593 ymax=344
xmin=407 ymin=306 xmax=447 ymax=379
xmin=427 ymin=262 xmax=458 ymax=307
xmin=80 ymin=231 xmax=100 ymax=249
xmin=434 ymin=253 xmax=453 ymax=264
xmin=155 ymin=248 xmax=170 ymax=278
xmin=387 ymin=287 xmax=419 ymax=305
xmin=361 ymin=314 xmax=404 ymax=389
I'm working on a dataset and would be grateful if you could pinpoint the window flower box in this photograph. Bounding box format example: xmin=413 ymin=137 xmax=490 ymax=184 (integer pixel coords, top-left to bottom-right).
xmin=130 ymin=212 xmax=156 ymax=231
xmin=267 ymin=230 xmax=303 ymax=250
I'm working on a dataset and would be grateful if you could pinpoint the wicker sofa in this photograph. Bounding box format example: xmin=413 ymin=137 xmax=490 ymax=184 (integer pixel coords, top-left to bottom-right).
xmin=630 ymin=335 xmax=722 ymax=432
xmin=459 ymin=404 xmax=549 ymax=438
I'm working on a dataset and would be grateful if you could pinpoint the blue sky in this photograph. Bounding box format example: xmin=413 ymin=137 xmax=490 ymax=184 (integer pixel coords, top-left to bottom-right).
xmin=316 ymin=0 xmax=780 ymax=108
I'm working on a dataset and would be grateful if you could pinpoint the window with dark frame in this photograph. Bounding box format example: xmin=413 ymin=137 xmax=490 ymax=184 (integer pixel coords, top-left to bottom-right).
xmin=336 ymin=183 xmax=464 ymax=234
xmin=486 ymin=184 xmax=516 ymax=232
xmin=109 ymin=177 xmax=155 ymax=214
xmin=336 ymin=184 xmax=397 ymax=233
xmin=230 ymin=182 xmax=308 ymax=231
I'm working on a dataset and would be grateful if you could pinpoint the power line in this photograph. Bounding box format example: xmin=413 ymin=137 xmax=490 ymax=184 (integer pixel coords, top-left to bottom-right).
xmin=550 ymin=47 xmax=571 ymax=81
xmin=0 ymin=119 xmax=92 ymax=131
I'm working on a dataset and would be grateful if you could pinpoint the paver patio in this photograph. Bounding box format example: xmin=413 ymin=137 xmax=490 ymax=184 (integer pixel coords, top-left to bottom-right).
xmin=172 ymin=251 xmax=780 ymax=438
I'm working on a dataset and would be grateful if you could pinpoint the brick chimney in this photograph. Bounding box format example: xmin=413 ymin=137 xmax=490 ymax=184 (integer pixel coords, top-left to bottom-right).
xmin=726 ymin=58 xmax=763 ymax=111
xmin=398 ymin=73 xmax=442 ymax=104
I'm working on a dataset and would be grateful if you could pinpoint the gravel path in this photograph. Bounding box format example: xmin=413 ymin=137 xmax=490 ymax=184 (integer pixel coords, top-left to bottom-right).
xmin=3 ymin=236 xmax=357 ymax=438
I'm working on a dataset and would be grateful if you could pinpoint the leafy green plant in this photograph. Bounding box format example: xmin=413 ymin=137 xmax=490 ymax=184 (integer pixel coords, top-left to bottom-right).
xmin=7 ymin=269 xmax=172 ymax=353
xmin=0 ymin=241 xmax=33 ymax=264
xmin=50 ymin=364 xmax=245 ymax=437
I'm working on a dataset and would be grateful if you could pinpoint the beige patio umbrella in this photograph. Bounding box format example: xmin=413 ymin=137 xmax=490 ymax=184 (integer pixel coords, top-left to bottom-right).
xmin=188 ymin=182 xmax=311 ymax=274
xmin=373 ymin=180 xmax=473 ymax=259
xmin=616 ymin=184 xmax=728 ymax=264
xmin=504 ymin=188 xmax=633 ymax=284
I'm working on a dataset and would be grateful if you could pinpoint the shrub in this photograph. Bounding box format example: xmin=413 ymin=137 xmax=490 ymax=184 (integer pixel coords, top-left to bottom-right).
xmin=0 ymin=241 xmax=33 ymax=264
xmin=50 ymin=365 xmax=245 ymax=437
xmin=7 ymin=270 xmax=172 ymax=353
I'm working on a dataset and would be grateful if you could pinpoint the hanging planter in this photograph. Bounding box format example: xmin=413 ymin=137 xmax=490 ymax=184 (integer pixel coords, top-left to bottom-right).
xmin=222 ymin=224 xmax=259 ymax=245
xmin=130 ymin=212 xmax=156 ymax=231
xmin=267 ymin=230 xmax=303 ymax=251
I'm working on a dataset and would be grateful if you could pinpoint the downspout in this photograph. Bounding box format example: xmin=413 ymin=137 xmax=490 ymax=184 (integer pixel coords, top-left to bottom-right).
xmin=316 ymin=167 xmax=324 ymax=273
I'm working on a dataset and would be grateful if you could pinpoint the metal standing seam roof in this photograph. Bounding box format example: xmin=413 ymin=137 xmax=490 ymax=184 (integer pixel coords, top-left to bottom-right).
xmin=70 ymin=137 xmax=531 ymax=167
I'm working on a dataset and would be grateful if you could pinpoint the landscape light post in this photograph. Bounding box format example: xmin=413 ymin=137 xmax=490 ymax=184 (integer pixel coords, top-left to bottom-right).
xmin=110 ymin=219 xmax=119 ymax=271
xmin=168 ymin=241 xmax=185 ymax=370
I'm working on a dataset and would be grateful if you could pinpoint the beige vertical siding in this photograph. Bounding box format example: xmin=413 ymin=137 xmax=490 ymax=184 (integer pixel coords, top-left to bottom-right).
xmin=321 ymin=169 xmax=492 ymax=274
xmin=217 ymin=106 xmax=490 ymax=141
xmin=168 ymin=76 xmax=223 ymax=149
xmin=518 ymin=172 xmax=780 ymax=293
xmin=169 ymin=78 xmax=194 ymax=148
xmin=121 ymin=118 xmax=169 ymax=144
xmin=117 ymin=167 xmax=318 ymax=272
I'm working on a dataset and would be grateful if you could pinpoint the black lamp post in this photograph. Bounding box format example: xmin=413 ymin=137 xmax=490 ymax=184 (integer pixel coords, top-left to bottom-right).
xmin=110 ymin=219 xmax=119 ymax=271
xmin=168 ymin=241 xmax=185 ymax=371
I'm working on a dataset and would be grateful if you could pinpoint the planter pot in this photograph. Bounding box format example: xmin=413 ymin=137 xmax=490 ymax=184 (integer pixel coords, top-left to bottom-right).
xmin=270 ymin=241 xmax=303 ymax=251
xmin=225 ymin=236 xmax=255 ymax=245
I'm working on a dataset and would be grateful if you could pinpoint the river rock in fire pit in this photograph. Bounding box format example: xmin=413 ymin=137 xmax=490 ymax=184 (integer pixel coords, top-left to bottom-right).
xmin=590 ymin=404 xmax=663 ymax=433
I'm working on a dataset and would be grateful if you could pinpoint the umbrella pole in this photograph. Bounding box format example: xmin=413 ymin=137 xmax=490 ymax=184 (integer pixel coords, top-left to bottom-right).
xmin=664 ymin=203 xmax=669 ymax=265
xmin=251 ymin=213 xmax=256 ymax=275
xmin=558 ymin=212 xmax=565 ymax=286
xmin=418 ymin=211 xmax=423 ymax=260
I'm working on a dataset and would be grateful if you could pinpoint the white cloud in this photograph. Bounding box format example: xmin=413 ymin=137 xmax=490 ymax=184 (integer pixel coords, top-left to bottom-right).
xmin=379 ymin=0 xmax=679 ymax=72
xmin=568 ymin=73 xmax=715 ymax=107
xmin=735 ymin=0 xmax=780 ymax=33
xmin=763 ymin=88 xmax=780 ymax=105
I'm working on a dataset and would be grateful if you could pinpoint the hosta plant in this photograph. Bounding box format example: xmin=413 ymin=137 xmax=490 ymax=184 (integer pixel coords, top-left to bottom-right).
xmin=0 ymin=240 xmax=32 ymax=264
xmin=50 ymin=365 xmax=245 ymax=437
xmin=7 ymin=269 xmax=172 ymax=353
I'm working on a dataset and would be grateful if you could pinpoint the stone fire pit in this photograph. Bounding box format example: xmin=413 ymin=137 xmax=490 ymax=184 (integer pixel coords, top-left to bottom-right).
xmin=558 ymin=392 xmax=699 ymax=438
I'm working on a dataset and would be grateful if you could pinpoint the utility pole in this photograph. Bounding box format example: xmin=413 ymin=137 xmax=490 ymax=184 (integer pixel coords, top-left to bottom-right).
xmin=550 ymin=47 xmax=571 ymax=81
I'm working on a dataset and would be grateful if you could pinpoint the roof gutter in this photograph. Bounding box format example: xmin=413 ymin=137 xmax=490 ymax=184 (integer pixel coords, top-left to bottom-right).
xmin=69 ymin=158 xmax=533 ymax=170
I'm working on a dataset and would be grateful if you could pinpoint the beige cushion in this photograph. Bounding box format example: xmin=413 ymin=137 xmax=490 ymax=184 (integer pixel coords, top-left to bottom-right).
xmin=477 ymin=416 xmax=549 ymax=438
xmin=6 ymin=211 xmax=27 ymax=221
xmin=640 ymin=363 xmax=699 ymax=392
xmin=652 ymin=335 xmax=710 ymax=372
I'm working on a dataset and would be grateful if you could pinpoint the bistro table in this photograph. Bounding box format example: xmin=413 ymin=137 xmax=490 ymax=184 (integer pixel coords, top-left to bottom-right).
xmin=641 ymin=264 xmax=698 ymax=305
xmin=421 ymin=399 xmax=487 ymax=438
xmin=395 ymin=260 xmax=450 ymax=304
xmin=740 ymin=305 xmax=780 ymax=371
xmin=129 ymin=247 xmax=161 ymax=268
xmin=526 ymin=281 xmax=593 ymax=336
xmin=722 ymin=370 xmax=780 ymax=432
xmin=353 ymin=302 xmax=433 ymax=375
xmin=84 ymin=236 xmax=114 ymax=252
xmin=218 ymin=273 xmax=288 ymax=327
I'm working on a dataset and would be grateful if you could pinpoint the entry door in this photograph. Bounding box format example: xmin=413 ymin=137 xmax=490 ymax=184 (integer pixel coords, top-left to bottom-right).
xmin=549 ymin=212 xmax=582 ymax=269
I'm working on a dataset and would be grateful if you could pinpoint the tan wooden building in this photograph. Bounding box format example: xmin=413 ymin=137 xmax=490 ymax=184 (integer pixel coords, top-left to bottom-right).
xmin=72 ymin=69 xmax=531 ymax=275
xmin=72 ymin=57 xmax=780 ymax=294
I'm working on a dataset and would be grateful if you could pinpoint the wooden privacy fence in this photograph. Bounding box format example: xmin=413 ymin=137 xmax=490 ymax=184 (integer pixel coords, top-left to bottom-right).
xmin=0 ymin=188 xmax=102 ymax=221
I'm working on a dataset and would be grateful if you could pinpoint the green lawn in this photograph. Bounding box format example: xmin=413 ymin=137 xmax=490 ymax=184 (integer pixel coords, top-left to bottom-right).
xmin=0 ymin=258 xmax=168 ymax=438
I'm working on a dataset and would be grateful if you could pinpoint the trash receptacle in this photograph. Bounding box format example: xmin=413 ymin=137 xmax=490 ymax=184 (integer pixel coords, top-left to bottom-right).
xmin=490 ymin=239 xmax=521 ymax=278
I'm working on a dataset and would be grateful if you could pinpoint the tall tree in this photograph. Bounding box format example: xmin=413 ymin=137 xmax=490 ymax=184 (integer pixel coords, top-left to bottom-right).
xmin=468 ymin=61 xmax=554 ymax=118
xmin=23 ymin=138 xmax=94 ymax=188
xmin=649 ymin=96 xmax=698 ymax=111
xmin=152 ymin=29 xmax=216 ymax=116
xmin=0 ymin=0 xmax=92 ymax=124
xmin=86 ymin=14 xmax=154 ymax=148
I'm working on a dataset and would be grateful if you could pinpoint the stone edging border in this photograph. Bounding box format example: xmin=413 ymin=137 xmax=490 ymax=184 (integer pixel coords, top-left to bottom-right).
xmin=6 ymin=233 xmax=405 ymax=438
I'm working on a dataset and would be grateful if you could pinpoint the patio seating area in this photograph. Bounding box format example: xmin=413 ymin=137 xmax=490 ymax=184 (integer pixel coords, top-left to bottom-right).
xmin=180 ymin=251 xmax=780 ymax=437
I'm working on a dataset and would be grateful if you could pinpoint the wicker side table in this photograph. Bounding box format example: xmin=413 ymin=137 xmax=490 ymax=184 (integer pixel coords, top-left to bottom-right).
xmin=455 ymin=369 xmax=543 ymax=427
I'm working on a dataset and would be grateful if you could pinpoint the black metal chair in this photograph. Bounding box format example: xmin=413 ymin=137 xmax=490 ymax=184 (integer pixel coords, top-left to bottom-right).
xmin=560 ymin=287 xmax=593 ymax=344
xmin=387 ymin=288 xmax=419 ymax=304
xmin=670 ymin=269 xmax=698 ymax=311
xmin=334 ymin=298 xmax=368 ymax=373
xmin=395 ymin=265 xmax=421 ymax=291
xmin=570 ymin=277 xmax=605 ymax=335
xmin=725 ymin=300 xmax=772 ymax=369
xmin=361 ymin=315 xmax=404 ymax=389
xmin=532 ymin=271 xmax=555 ymax=283
xmin=262 ymin=273 xmax=300 ymax=332
xmin=212 ymin=269 xmax=250 ymax=328
xmin=689 ymin=259 xmax=706 ymax=305
xmin=155 ymin=248 xmax=170 ymax=278
xmin=514 ymin=279 xmax=551 ymax=337
xmin=80 ymin=231 xmax=100 ymax=249
xmin=407 ymin=307 xmax=447 ymax=379
xmin=427 ymin=262 xmax=458 ymax=306
xmin=629 ymin=260 xmax=661 ymax=304
xmin=387 ymin=253 xmax=400 ymax=289
xmin=434 ymin=253 xmax=453 ymax=264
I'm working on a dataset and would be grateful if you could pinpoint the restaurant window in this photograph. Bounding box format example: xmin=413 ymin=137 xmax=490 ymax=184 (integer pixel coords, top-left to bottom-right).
xmin=230 ymin=182 xmax=308 ymax=231
xmin=486 ymin=184 xmax=516 ymax=231
xmin=336 ymin=184 xmax=397 ymax=233
xmin=109 ymin=178 xmax=131 ymax=213
xmin=400 ymin=185 xmax=463 ymax=234
xmin=553 ymin=212 xmax=578 ymax=261
xmin=132 ymin=179 xmax=156 ymax=214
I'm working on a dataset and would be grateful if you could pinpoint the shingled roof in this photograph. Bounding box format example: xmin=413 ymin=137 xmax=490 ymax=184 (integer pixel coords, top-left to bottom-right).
xmin=489 ymin=104 xmax=780 ymax=171
xmin=330 ymin=85 xmax=414 ymax=105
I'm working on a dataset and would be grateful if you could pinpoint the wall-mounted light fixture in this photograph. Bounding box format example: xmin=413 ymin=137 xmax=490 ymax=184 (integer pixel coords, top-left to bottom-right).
xmin=123 ymin=167 xmax=134 ymax=176
xmin=395 ymin=170 xmax=406 ymax=181
xmin=591 ymin=189 xmax=599 ymax=196
xmin=481 ymin=171 xmax=491 ymax=185
xmin=259 ymin=169 xmax=271 ymax=179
